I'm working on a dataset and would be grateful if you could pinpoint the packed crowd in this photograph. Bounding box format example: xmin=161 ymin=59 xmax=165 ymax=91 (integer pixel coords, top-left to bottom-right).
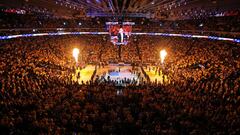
xmin=0 ymin=35 xmax=240 ymax=134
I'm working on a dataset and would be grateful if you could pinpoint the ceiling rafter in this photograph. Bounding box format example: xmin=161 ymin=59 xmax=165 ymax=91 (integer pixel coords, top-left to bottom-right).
xmin=102 ymin=0 xmax=109 ymax=11
xmin=121 ymin=0 xmax=127 ymax=12
xmin=114 ymin=0 xmax=120 ymax=13
xmin=77 ymin=0 xmax=105 ymax=11
xmin=137 ymin=0 xmax=174 ymax=11
xmin=133 ymin=0 xmax=149 ymax=12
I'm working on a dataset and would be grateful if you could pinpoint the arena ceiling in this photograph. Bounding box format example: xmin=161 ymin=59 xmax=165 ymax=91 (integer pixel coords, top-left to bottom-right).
xmin=1 ymin=0 xmax=240 ymax=20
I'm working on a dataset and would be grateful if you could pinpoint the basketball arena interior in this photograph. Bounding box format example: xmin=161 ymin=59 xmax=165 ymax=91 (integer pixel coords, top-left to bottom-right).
xmin=0 ymin=0 xmax=240 ymax=134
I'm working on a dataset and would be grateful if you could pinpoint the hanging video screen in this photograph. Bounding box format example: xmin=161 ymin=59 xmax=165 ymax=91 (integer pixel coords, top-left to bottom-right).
xmin=106 ymin=22 xmax=134 ymax=45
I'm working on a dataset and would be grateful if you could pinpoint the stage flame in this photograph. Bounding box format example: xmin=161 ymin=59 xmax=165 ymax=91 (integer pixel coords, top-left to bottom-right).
xmin=160 ymin=50 xmax=167 ymax=63
xmin=73 ymin=48 xmax=80 ymax=63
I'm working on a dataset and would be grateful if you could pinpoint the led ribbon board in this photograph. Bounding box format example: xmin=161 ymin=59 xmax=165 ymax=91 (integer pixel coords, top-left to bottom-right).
xmin=0 ymin=32 xmax=239 ymax=43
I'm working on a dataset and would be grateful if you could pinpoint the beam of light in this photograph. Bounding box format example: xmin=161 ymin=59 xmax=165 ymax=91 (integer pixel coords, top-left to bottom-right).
xmin=73 ymin=48 xmax=80 ymax=63
xmin=160 ymin=50 xmax=167 ymax=63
